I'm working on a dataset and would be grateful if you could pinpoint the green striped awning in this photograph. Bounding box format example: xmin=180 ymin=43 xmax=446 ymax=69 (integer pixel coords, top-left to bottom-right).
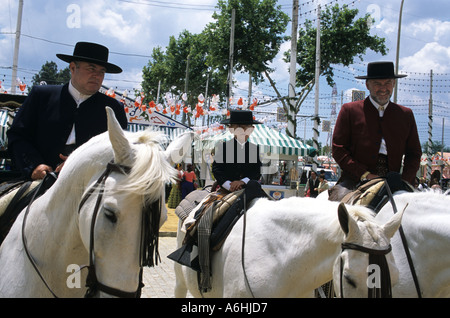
xmin=197 ymin=124 xmax=314 ymax=157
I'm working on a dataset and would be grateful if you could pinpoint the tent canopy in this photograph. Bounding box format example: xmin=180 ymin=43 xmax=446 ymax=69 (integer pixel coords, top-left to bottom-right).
xmin=196 ymin=124 xmax=314 ymax=157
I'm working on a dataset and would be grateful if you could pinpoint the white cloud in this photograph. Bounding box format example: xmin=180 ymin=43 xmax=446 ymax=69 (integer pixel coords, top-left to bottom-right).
xmin=400 ymin=42 xmax=450 ymax=73
xmin=408 ymin=19 xmax=450 ymax=43
xmin=81 ymin=1 xmax=151 ymax=45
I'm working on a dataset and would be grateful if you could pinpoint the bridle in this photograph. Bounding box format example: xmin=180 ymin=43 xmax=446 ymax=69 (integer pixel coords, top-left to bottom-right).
xmin=339 ymin=242 xmax=393 ymax=298
xmin=22 ymin=160 xmax=161 ymax=298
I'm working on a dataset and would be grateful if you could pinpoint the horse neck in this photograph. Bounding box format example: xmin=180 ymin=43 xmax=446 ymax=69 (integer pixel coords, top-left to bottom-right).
xmin=249 ymin=198 xmax=345 ymax=294
xmin=382 ymin=192 xmax=450 ymax=297
xmin=21 ymin=157 xmax=106 ymax=296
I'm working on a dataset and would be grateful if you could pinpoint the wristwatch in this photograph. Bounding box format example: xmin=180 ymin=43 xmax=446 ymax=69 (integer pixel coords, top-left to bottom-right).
xmin=360 ymin=171 xmax=370 ymax=181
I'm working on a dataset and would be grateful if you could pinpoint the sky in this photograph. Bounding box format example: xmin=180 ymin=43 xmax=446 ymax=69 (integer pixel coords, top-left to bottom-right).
xmin=0 ymin=0 xmax=449 ymax=149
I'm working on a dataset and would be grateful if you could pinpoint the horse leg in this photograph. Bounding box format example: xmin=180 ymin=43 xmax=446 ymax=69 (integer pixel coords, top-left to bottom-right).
xmin=174 ymin=220 xmax=188 ymax=298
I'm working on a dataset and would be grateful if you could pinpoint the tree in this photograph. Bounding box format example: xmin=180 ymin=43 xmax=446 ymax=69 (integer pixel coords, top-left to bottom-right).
xmin=206 ymin=0 xmax=289 ymax=84
xmin=142 ymin=30 xmax=228 ymax=125
xmin=422 ymin=140 xmax=450 ymax=154
xmin=32 ymin=61 xmax=71 ymax=86
xmin=265 ymin=4 xmax=388 ymax=138
xmin=141 ymin=46 xmax=170 ymax=101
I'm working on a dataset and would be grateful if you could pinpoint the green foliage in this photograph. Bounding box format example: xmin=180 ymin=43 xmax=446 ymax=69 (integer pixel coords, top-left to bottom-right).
xmin=32 ymin=61 xmax=71 ymax=86
xmin=206 ymin=0 xmax=289 ymax=83
xmin=142 ymin=30 xmax=228 ymax=107
xmin=290 ymin=4 xmax=387 ymax=87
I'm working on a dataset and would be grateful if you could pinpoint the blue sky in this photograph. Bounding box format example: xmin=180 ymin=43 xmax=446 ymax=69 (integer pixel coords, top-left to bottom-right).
xmin=0 ymin=0 xmax=449 ymax=147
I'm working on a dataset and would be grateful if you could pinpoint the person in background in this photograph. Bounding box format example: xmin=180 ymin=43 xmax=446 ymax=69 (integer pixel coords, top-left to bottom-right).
xmin=181 ymin=164 xmax=197 ymax=199
xmin=167 ymin=164 xmax=183 ymax=208
xmin=306 ymin=171 xmax=320 ymax=198
xmin=316 ymin=173 xmax=329 ymax=194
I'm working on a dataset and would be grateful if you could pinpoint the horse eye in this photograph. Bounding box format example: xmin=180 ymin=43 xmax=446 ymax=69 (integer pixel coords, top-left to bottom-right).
xmin=104 ymin=207 xmax=117 ymax=224
xmin=344 ymin=274 xmax=357 ymax=288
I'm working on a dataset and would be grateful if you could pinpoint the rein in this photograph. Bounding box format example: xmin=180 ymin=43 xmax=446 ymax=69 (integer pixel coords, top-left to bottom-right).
xmin=22 ymin=160 xmax=161 ymax=298
xmin=339 ymin=242 xmax=393 ymax=298
xmin=384 ymin=180 xmax=422 ymax=298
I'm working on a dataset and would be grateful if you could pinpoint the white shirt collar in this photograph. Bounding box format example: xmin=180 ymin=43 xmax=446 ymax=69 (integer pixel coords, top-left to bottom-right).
xmin=369 ymin=95 xmax=389 ymax=117
xmin=234 ymin=138 xmax=247 ymax=149
xmin=68 ymin=81 xmax=92 ymax=106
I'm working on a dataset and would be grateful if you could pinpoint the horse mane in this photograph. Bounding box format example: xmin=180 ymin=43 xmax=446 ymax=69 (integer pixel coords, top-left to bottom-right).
xmin=117 ymin=129 xmax=177 ymax=203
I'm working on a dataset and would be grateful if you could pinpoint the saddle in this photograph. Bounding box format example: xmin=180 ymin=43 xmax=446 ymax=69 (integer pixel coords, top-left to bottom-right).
xmin=0 ymin=173 xmax=57 ymax=245
xmin=168 ymin=189 xmax=243 ymax=259
xmin=340 ymin=172 xmax=415 ymax=213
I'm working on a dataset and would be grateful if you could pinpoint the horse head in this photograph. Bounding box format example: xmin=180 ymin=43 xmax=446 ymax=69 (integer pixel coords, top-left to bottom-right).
xmin=76 ymin=107 xmax=190 ymax=297
xmin=333 ymin=203 xmax=404 ymax=298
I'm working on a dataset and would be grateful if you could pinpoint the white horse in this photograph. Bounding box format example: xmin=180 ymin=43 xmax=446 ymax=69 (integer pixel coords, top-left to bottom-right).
xmin=174 ymin=196 xmax=385 ymax=297
xmin=174 ymin=191 xmax=450 ymax=298
xmin=0 ymin=107 xmax=192 ymax=297
xmin=332 ymin=202 xmax=404 ymax=298
xmin=374 ymin=191 xmax=450 ymax=297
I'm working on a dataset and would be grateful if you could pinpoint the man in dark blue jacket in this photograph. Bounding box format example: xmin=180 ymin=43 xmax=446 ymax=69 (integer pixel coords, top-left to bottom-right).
xmin=7 ymin=42 xmax=127 ymax=180
xmin=212 ymin=110 xmax=262 ymax=191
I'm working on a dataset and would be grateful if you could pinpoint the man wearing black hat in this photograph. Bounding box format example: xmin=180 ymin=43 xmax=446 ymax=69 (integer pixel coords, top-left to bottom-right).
xmin=330 ymin=61 xmax=422 ymax=200
xmin=7 ymin=42 xmax=127 ymax=180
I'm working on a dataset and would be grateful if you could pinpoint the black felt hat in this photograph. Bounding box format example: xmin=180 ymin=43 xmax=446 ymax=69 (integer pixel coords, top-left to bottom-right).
xmin=57 ymin=42 xmax=122 ymax=74
xmin=220 ymin=110 xmax=262 ymax=125
xmin=355 ymin=61 xmax=407 ymax=79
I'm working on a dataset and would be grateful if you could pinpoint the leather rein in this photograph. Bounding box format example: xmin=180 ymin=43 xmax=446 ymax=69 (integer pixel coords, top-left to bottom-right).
xmin=22 ymin=160 xmax=161 ymax=298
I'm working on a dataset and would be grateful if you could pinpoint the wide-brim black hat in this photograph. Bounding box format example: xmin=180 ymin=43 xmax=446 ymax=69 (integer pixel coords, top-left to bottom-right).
xmin=56 ymin=42 xmax=122 ymax=74
xmin=355 ymin=61 xmax=407 ymax=79
xmin=220 ymin=110 xmax=262 ymax=125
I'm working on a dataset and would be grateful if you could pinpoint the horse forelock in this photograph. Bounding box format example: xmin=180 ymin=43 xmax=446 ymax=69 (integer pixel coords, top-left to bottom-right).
xmin=344 ymin=205 xmax=383 ymax=243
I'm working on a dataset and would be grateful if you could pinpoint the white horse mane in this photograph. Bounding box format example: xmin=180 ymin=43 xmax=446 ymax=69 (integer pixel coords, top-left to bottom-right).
xmin=63 ymin=127 xmax=177 ymax=205
xmin=116 ymin=129 xmax=176 ymax=202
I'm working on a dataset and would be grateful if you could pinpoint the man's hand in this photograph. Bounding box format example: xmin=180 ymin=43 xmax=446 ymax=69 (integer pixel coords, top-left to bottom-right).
xmin=230 ymin=180 xmax=245 ymax=192
xmin=55 ymin=154 xmax=68 ymax=173
xmin=31 ymin=164 xmax=53 ymax=180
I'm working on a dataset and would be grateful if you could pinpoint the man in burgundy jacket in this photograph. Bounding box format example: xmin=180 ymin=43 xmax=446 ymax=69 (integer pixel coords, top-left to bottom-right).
xmin=331 ymin=62 xmax=421 ymax=199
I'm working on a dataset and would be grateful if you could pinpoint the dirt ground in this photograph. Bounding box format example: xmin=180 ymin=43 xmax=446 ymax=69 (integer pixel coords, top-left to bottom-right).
xmin=160 ymin=205 xmax=179 ymax=233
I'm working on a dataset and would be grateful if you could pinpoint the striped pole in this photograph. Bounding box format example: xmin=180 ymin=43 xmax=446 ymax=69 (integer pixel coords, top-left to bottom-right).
xmin=426 ymin=70 xmax=433 ymax=181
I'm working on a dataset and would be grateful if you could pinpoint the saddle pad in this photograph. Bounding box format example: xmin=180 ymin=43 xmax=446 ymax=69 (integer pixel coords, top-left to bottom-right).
xmin=182 ymin=189 xmax=244 ymax=242
xmin=174 ymin=188 xmax=210 ymax=223
xmin=0 ymin=181 xmax=39 ymax=218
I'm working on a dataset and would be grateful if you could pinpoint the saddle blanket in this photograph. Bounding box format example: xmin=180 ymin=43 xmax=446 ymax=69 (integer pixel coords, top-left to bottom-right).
xmin=0 ymin=181 xmax=39 ymax=218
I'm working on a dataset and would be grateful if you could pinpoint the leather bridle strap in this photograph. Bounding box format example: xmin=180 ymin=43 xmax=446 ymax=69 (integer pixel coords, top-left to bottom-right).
xmin=79 ymin=161 xmax=141 ymax=298
xmin=340 ymin=242 xmax=393 ymax=298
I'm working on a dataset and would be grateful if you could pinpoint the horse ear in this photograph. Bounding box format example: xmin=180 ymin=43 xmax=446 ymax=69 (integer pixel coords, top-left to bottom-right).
xmin=338 ymin=203 xmax=359 ymax=238
xmin=382 ymin=204 xmax=407 ymax=239
xmin=164 ymin=131 xmax=194 ymax=166
xmin=106 ymin=107 xmax=132 ymax=164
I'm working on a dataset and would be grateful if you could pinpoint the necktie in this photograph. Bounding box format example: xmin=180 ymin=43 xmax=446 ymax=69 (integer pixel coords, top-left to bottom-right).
xmin=378 ymin=106 xmax=385 ymax=112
